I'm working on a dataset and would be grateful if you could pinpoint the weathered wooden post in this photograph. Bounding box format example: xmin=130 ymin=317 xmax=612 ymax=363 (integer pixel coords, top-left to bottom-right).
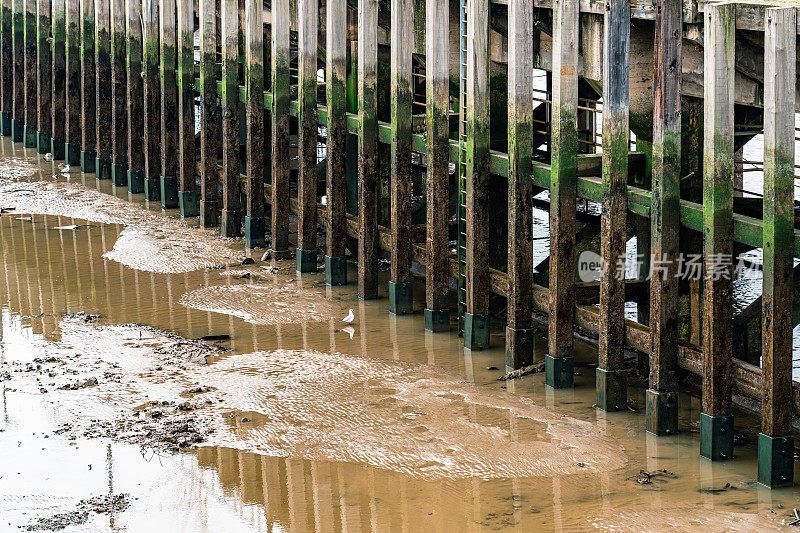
xmin=505 ymin=0 xmax=534 ymax=367
xmin=324 ymin=0 xmax=347 ymax=285
xmin=0 ymin=0 xmax=11 ymax=136
xmin=388 ymin=0 xmax=412 ymax=313
xmin=12 ymin=0 xmax=24 ymax=142
xmin=23 ymin=0 xmax=36 ymax=147
xmin=647 ymin=0 xmax=681 ymax=434
xmin=758 ymin=6 xmax=796 ymax=488
xmin=596 ymin=0 xmax=629 ymax=410
xmin=271 ymin=0 xmax=289 ymax=255
xmin=220 ymin=0 xmax=241 ymax=236
xmin=64 ymin=0 xmax=80 ymax=164
xmin=177 ymin=0 xmax=195 ymax=215
xmin=142 ymin=0 xmax=160 ymax=200
xmin=126 ymin=0 xmax=144 ymax=193
xmin=159 ymin=0 xmax=178 ymax=207
xmin=244 ymin=0 xmax=264 ymax=245
xmin=198 ymin=0 xmax=218 ymax=226
xmin=358 ymin=0 xmax=378 ymax=299
xmin=546 ymin=0 xmax=578 ymax=387
xmin=423 ymin=0 xmax=449 ymax=331
xmin=701 ymin=2 xmax=734 ymax=461
xmin=94 ymin=0 xmax=111 ymax=177
xmin=296 ymin=0 xmax=317 ymax=269
xmin=49 ymin=0 xmax=63 ymax=157
xmin=79 ymin=0 xmax=95 ymax=172
xmin=36 ymin=0 xmax=51 ymax=153
xmin=110 ymin=0 xmax=127 ymax=186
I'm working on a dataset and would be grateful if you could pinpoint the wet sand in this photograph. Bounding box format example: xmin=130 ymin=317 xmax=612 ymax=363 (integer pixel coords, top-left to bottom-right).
xmin=1 ymin=138 xmax=799 ymax=531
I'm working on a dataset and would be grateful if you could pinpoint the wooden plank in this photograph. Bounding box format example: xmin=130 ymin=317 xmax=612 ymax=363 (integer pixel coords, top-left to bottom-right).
xmin=199 ymin=0 xmax=218 ymax=226
xmin=505 ymin=0 xmax=534 ymax=367
xmin=159 ymin=0 xmax=178 ymax=207
xmin=13 ymin=0 xmax=25 ymax=140
xmin=271 ymin=0 xmax=289 ymax=253
xmin=761 ymin=6 xmax=796 ymax=439
xmin=126 ymin=0 xmax=144 ymax=192
xmin=63 ymin=0 xmax=78 ymax=162
xmin=1 ymin=0 xmax=12 ymax=134
xmin=79 ymin=0 xmax=95 ymax=170
xmin=357 ymin=0 xmax=378 ymax=299
xmin=547 ymin=0 xmax=578 ymax=384
xmin=142 ymin=0 xmax=160 ymax=200
xmin=702 ymin=2 xmax=735 ymax=420
xmin=23 ymin=0 xmax=35 ymax=147
xmin=49 ymin=0 xmax=63 ymax=153
xmin=110 ymin=0 xmax=126 ymax=184
xmin=94 ymin=0 xmax=109 ymax=174
xmin=296 ymin=0 xmax=317 ymax=268
xmin=220 ymin=0 xmax=241 ymax=236
xmin=177 ymin=0 xmax=195 ymax=214
xmin=388 ymin=0 xmax=412 ymax=312
xmin=244 ymin=0 xmax=265 ymax=245
xmin=36 ymin=0 xmax=51 ymax=150
xmin=325 ymin=0 xmax=347 ymax=283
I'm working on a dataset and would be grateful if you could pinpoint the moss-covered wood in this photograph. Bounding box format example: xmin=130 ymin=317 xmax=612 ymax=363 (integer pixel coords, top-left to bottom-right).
xmin=49 ymin=0 xmax=64 ymax=149
xmin=159 ymin=0 xmax=178 ymax=198
xmin=110 ymin=0 xmax=126 ymax=177
xmin=297 ymin=0 xmax=317 ymax=264
xmin=64 ymin=0 xmax=79 ymax=160
xmin=221 ymin=0 xmax=241 ymax=236
xmin=177 ymin=0 xmax=194 ymax=201
xmin=94 ymin=0 xmax=110 ymax=165
xmin=270 ymin=0 xmax=289 ymax=253
xmin=199 ymin=0 xmax=218 ymax=227
xmin=23 ymin=0 xmax=35 ymax=145
xmin=79 ymin=0 xmax=95 ymax=163
xmin=36 ymin=0 xmax=51 ymax=143
xmin=1 ymin=0 xmax=12 ymax=126
xmin=126 ymin=0 xmax=143 ymax=185
xmin=12 ymin=0 xmax=25 ymax=134
xmin=244 ymin=0 xmax=264 ymax=245
xmin=142 ymin=0 xmax=160 ymax=196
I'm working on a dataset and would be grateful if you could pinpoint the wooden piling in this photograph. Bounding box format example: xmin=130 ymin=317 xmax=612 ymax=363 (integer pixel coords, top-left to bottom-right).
xmin=49 ymin=0 xmax=63 ymax=157
xmin=220 ymin=0 xmax=241 ymax=236
xmin=647 ymin=0 xmax=681 ymax=434
xmin=546 ymin=0 xmax=578 ymax=387
xmin=177 ymin=0 xmax=196 ymax=216
xmin=79 ymin=0 xmax=95 ymax=172
xmin=12 ymin=0 xmax=24 ymax=142
xmin=35 ymin=0 xmax=51 ymax=153
xmin=198 ymin=0 xmax=218 ymax=227
xmin=423 ymin=0 xmax=449 ymax=331
xmin=270 ymin=0 xmax=289 ymax=254
xmin=324 ymin=0 xmax=347 ymax=285
xmin=296 ymin=0 xmax=317 ymax=269
xmin=244 ymin=0 xmax=265 ymax=246
xmin=357 ymin=0 xmax=378 ymax=299
xmin=159 ymin=0 xmax=178 ymax=208
xmin=126 ymin=0 xmax=144 ymax=193
xmin=63 ymin=0 xmax=79 ymax=164
xmin=94 ymin=0 xmax=110 ymax=176
xmin=464 ymin=0 xmax=490 ymax=349
xmin=110 ymin=0 xmax=126 ymax=186
xmin=701 ymin=2 xmax=735 ymax=461
xmin=505 ymin=0 xmax=534 ymax=367
xmin=388 ymin=0 xmax=412 ymax=313
xmin=596 ymin=0 xmax=629 ymax=410
xmin=142 ymin=0 xmax=160 ymax=201
xmin=22 ymin=0 xmax=35 ymax=147
xmin=758 ymin=6 xmax=796 ymax=488
xmin=1 ymin=0 xmax=11 ymax=136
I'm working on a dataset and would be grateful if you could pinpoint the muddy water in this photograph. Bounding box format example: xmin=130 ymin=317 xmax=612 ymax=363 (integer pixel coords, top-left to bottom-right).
xmin=0 ymin=138 xmax=799 ymax=531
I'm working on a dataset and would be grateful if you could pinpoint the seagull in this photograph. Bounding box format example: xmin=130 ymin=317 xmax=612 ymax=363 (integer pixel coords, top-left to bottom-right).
xmin=58 ymin=163 xmax=70 ymax=173
xmin=341 ymin=309 xmax=355 ymax=323
xmin=342 ymin=325 xmax=355 ymax=340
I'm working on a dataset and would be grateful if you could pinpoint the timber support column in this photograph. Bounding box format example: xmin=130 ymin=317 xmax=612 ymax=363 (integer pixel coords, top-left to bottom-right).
xmin=49 ymin=0 xmax=63 ymax=157
xmin=758 ymin=6 xmax=796 ymax=488
xmin=63 ymin=0 xmax=79 ymax=164
xmin=464 ymin=0 xmax=490 ymax=350
xmin=198 ymin=0 xmax=218 ymax=227
xmin=142 ymin=0 xmax=160 ymax=201
xmin=357 ymin=0 xmax=378 ymax=299
xmin=271 ymin=0 xmax=289 ymax=255
xmin=94 ymin=0 xmax=110 ymax=177
xmin=1 ymin=0 xmax=11 ymax=136
xmin=701 ymin=2 xmax=735 ymax=462
xmin=244 ymin=0 xmax=265 ymax=246
xmin=324 ymin=0 xmax=347 ymax=285
xmin=177 ymin=0 xmax=196 ymax=216
xmin=110 ymin=0 xmax=126 ymax=186
xmin=296 ymin=0 xmax=317 ymax=270
xmin=647 ymin=0 xmax=681 ymax=434
xmin=546 ymin=0 xmax=578 ymax=387
xmin=505 ymin=0 xmax=533 ymax=367
xmin=36 ymin=0 xmax=51 ymax=154
xmin=388 ymin=0 xmax=413 ymax=314
xmin=23 ymin=0 xmax=35 ymax=147
xmin=79 ymin=0 xmax=95 ymax=172
xmin=126 ymin=0 xmax=144 ymax=193
xmin=220 ymin=0 xmax=241 ymax=236
xmin=423 ymin=0 xmax=449 ymax=331
xmin=159 ymin=0 xmax=178 ymax=208
xmin=12 ymin=0 xmax=24 ymax=142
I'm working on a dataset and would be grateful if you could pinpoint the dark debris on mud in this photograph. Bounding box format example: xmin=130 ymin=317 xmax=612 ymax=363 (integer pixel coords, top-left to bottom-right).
xmin=22 ymin=493 xmax=131 ymax=531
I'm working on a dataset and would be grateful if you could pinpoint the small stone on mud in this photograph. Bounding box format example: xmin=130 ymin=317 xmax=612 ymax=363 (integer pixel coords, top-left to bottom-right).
xmin=241 ymin=257 xmax=255 ymax=265
xmin=241 ymin=417 xmax=250 ymax=423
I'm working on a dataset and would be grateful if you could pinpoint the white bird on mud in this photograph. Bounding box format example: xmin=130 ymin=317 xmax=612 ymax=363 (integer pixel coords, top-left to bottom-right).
xmin=341 ymin=309 xmax=355 ymax=323
xmin=342 ymin=325 xmax=355 ymax=340
xmin=58 ymin=163 xmax=70 ymax=173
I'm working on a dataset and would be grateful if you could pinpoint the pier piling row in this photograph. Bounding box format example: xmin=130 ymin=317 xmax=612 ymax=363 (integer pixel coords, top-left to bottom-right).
xmin=1 ymin=0 xmax=799 ymax=487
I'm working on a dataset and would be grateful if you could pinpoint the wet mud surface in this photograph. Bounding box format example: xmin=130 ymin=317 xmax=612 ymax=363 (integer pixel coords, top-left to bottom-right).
xmin=2 ymin=139 xmax=800 ymax=531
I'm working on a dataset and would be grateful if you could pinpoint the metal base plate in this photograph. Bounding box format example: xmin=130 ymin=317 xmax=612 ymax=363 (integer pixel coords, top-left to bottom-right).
xmin=505 ymin=326 xmax=533 ymax=370
xmin=545 ymin=354 xmax=574 ymax=389
xmin=220 ymin=209 xmax=242 ymax=237
xmin=36 ymin=132 xmax=51 ymax=154
xmin=296 ymin=248 xmax=318 ymax=273
xmin=179 ymin=190 xmax=199 ymax=218
xmin=95 ymin=156 xmax=112 ymax=180
xmin=758 ymin=433 xmax=794 ymax=488
xmin=596 ymin=368 xmax=627 ymax=412
xmin=700 ymin=412 xmax=734 ymax=461
xmin=1 ymin=111 xmax=11 ymax=136
xmin=324 ymin=255 xmax=347 ymax=286
xmin=464 ymin=313 xmax=490 ymax=350
xmin=159 ymin=175 xmax=178 ymax=208
xmin=23 ymin=124 xmax=36 ymax=148
xmin=112 ymin=163 xmax=128 ymax=187
xmin=127 ymin=170 xmax=144 ymax=194
xmin=64 ymin=142 xmax=80 ymax=166
xmin=144 ymin=177 xmax=160 ymax=202
xmin=50 ymin=137 xmax=65 ymax=160
xmin=424 ymin=308 xmax=450 ymax=332
xmin=199 ymin=200 xmax=219 ymax=228
xmin=645 ymin=389 xmax=679 ymax=435
xmin=80 ymin=150 xmax=96 ymax=173
xmin=11 ymin=119 xmax=23 ymax=142
xmin=244 ymin=215 xmax=266 ymax=248
xmin=388 ymin=281 xmax=413 ymax=315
